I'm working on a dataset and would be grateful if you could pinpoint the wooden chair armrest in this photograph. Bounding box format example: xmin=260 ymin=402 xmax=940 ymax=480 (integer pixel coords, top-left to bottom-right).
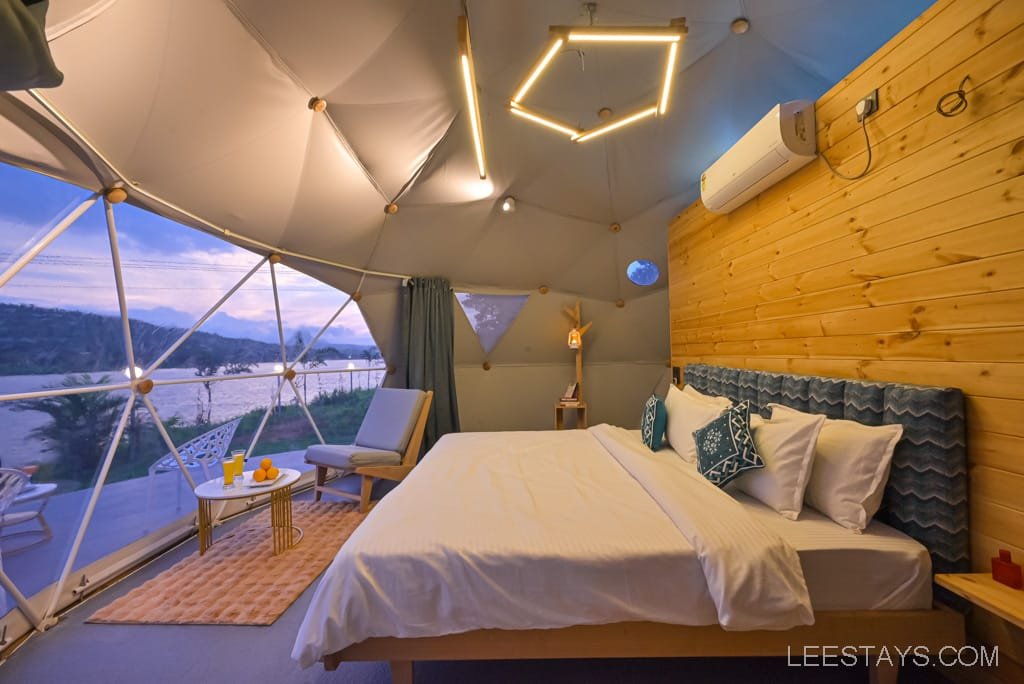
xmin=354 ymin=465 xmax=415 ymax=481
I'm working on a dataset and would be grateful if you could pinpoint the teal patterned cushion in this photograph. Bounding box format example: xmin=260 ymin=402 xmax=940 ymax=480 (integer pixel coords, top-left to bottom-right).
xmin=694 ymin=401 xmax=763 ymax=487
xmin=640 ymin=394 xmax=667 ymax=450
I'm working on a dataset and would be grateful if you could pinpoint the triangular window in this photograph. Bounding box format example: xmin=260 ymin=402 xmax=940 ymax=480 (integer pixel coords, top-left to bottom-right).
xmin=455 ymin=293 xmax=528 ymax=354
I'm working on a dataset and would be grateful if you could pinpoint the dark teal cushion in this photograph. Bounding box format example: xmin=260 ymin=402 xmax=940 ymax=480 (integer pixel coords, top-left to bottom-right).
xmin=694 ymin=401 xmax=763 ymax=486
xmin=640 ymin=394 xmax=667 ymax=451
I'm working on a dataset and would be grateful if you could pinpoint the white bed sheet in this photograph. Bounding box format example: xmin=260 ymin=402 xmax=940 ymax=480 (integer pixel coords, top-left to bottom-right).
xmin=658 ymin=437 xmax=932 ymax=612
xmin=293 ymin=429 xmax=931 ymax=667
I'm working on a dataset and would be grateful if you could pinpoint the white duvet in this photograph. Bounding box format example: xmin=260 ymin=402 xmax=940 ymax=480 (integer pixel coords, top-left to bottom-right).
xmin=293 ymin=425 xmax=814 ymax=667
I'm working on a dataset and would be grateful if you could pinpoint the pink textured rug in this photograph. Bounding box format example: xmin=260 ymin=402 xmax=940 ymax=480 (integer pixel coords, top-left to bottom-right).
xmin=89 ymin=501 xmax=364 ymax=626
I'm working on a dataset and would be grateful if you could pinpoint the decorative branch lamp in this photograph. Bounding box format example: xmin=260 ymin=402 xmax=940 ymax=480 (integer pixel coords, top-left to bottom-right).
xmin=562 ymin=300 xmax=592 ymax=401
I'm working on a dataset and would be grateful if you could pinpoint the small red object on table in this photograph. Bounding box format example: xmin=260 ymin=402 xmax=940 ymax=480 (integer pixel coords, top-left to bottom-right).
xmin=992 ymin=549 xmax=1023 ymax=589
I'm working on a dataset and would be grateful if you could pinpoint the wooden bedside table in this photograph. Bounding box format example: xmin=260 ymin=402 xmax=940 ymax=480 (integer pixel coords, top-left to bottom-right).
xmin=935 ymin=573 xmax=1024 ymax=629
xmin=554 ymin=402 xmax=588 ymax=430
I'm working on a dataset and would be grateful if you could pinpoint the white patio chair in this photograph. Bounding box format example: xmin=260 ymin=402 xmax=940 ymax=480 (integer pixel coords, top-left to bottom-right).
xmin=144 ymin=418 xmax=242 ymax=526
xmin=0 ymin=471 xmax=55 ymax=552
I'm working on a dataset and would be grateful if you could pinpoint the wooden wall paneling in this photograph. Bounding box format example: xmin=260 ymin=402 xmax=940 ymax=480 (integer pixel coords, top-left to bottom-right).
xmin=818 ymin=0 xmax=1024 ymax=148
xmin=681 ymin=327 xmax=1024 ymax=364
xmin=674 ymin=289 xmax=1024 ymax=349
xmin=667 ymin=0 xmax=1024 ymax=662
xmin=972 ymin=533 xmax=1024 ymax=570
xmin=971 ymin=500 xmax=1024 ymax=552
xmin=668 ymin=4 xmax=1024 ymax=268
xmin=968 ymin=431 xmax=1024 ymax=476
xmin=673 ymin=132 xmax=1024 ymax=309
xmin=967 ymin=396 xmax=1024 ymax=437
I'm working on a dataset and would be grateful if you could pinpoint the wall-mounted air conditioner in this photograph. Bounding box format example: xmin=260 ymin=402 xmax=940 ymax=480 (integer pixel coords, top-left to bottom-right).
xmin=700 ymin=100 xmax=817 ymax=214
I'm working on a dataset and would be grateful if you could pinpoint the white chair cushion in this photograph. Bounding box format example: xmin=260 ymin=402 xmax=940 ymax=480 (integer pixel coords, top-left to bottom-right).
xmin=355 ymin=388 xmax=427 ymax=453
xmin=304 ymin=444 xmax=402 ymax=470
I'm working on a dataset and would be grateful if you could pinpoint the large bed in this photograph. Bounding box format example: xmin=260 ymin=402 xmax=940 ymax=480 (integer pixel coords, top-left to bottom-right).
xmin=293 ymin=365 xmax=969 ymax=683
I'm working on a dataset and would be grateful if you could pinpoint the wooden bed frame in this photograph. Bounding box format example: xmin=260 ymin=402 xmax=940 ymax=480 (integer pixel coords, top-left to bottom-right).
xmin=318 ymin=365 xmax=969 ymax=683
xmin=322 ymin=608 xmax=964 ymax=683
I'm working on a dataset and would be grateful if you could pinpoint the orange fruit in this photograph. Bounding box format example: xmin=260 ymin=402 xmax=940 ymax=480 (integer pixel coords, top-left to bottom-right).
xmin=253 ymin=468 xmax=267 ymax=482
xmin=260 ymin=457 xmax=273 ymax=470
xmin=266 ymin=466 xmax=279 ymax=480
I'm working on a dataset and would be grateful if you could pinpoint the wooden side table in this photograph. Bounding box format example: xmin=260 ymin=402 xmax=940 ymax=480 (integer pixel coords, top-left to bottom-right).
xmin=554 ymin=402 xmax=588 ymax=430
xmin=935 ymin=573 xmax=1024 ymax=629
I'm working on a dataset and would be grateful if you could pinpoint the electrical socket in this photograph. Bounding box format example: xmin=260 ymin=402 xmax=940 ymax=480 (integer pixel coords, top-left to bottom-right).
xmin=855 ymin=89 xmax=879 ymax=122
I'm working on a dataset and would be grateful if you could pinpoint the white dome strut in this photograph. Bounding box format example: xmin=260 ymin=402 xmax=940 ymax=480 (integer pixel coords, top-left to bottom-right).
xmin=25 ymin=89 xmax=412 ymax=282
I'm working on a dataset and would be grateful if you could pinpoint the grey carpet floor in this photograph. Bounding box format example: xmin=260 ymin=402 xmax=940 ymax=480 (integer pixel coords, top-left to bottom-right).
xmin=2 ymin=494 xmax=949 ymax=683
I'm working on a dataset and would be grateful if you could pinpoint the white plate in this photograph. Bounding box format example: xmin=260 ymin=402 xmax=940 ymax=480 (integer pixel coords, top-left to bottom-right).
xmin=245 ymin=473 xmax=282 ymax=488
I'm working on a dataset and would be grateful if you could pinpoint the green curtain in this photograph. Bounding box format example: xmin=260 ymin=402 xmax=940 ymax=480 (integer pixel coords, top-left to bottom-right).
xmin=0 ymin=1 xmax=63 ymax=91
xmin=402 ymin=276 xmax=459 ymax=450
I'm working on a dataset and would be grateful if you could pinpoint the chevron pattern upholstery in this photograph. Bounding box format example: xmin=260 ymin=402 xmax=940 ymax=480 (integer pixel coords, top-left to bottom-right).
xmin=682 ymin=364 xmax=969 ymax=575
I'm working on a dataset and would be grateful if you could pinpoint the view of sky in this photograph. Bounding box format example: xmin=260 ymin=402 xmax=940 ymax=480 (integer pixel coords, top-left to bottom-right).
xmin=0 ymin=163 xmax=375 ymax=347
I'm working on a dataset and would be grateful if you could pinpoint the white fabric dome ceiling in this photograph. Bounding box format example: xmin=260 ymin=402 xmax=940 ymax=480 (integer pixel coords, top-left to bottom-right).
xmin=0 ymin=0 xmax=930 ymax=301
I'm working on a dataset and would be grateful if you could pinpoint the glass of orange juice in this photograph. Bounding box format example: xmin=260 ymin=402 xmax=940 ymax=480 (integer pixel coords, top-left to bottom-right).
xmin=231 ymin=449 xmax=245 ymax=481
xmin=221 ymin=457 xmax=235 ymax=488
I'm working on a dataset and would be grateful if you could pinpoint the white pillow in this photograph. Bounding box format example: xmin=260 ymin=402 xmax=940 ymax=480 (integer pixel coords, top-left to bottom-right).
xmin=772 ymin=404 xmax=903 ymax=532
xmin=731 ymin=409 xmax=825 ymax=520
xmin=681 ymin=384 xmax=733 ymax=409
xmin=664 ymin=384 xmax=728 ymax=462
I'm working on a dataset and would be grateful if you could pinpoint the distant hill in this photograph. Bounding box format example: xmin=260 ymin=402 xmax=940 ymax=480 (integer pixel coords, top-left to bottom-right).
xmin=0 ymin=303 xmax=378 ymax=375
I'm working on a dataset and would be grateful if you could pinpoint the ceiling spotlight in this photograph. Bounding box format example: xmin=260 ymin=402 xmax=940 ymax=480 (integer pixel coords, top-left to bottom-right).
xmin=731 ymin=18 xmax=751 ymax=34
xmin=501 ymin=196 xmax=516 ymax=213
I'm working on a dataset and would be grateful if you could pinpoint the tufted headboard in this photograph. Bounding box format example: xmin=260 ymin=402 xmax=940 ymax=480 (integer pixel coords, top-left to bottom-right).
xmin=682 ymin=363 xmax=969 ymax=575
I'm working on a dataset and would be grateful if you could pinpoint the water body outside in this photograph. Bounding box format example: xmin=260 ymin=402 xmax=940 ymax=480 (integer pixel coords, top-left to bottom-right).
xmin=0 ymin=360 xmax=384 ymax=469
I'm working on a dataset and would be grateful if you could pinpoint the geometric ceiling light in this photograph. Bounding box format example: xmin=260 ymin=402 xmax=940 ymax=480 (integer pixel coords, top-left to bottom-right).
xmin=458 ymin=15 xmax=487 ymax=178
xmin=508 ymin=18 xmax=687 ymax=143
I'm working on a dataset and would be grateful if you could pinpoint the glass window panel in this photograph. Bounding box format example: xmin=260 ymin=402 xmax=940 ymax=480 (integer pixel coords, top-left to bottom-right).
xmin=455 ymin=293 xmax=529 ymax=354
xmin=114 ymin=203 xmax=269 ymax=368
xmin=273 ymin=264 xmax=378 ymax=367
xmin=0 ymin=197 xmax=125 ymax=394
xmin=0 ymin=162 xmax=93 ymax=274
xmin=0 ymin=389 xmax=131 ymax=615
xmin=73 ymin=375 xmax=282 ymax=572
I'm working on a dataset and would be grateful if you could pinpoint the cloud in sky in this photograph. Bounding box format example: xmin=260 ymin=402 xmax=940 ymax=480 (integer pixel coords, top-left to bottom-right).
xmin=0 ymin=163 xmax=374 ymax=346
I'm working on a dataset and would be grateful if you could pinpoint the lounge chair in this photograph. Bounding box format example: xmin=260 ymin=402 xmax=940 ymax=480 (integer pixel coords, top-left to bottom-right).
xmin=0 ymin=471 xmax=55 ymax=551
xmin=304 ymin=388 xmax=433 ymax=513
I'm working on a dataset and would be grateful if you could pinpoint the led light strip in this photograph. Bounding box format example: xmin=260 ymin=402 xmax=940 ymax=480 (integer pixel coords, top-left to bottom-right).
xmin=566 ymin=32 xmax=681 ymax=43
xmin=507 ymin=19 xmax=687 ymax=143
xmin=509 ymin=103 xmax=581 ymax=137
xmin=572 ymin=106 xmax=658 ymax=143
xmin=658 ymin=41 xmax=679 ymax=115
xmin=552 ymin=24 xmax=685 ymax=44
xmin=458 ymin=16 xmax=487 ymax=179
xmin=512 ymin=37 xmax=564 ymax=104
